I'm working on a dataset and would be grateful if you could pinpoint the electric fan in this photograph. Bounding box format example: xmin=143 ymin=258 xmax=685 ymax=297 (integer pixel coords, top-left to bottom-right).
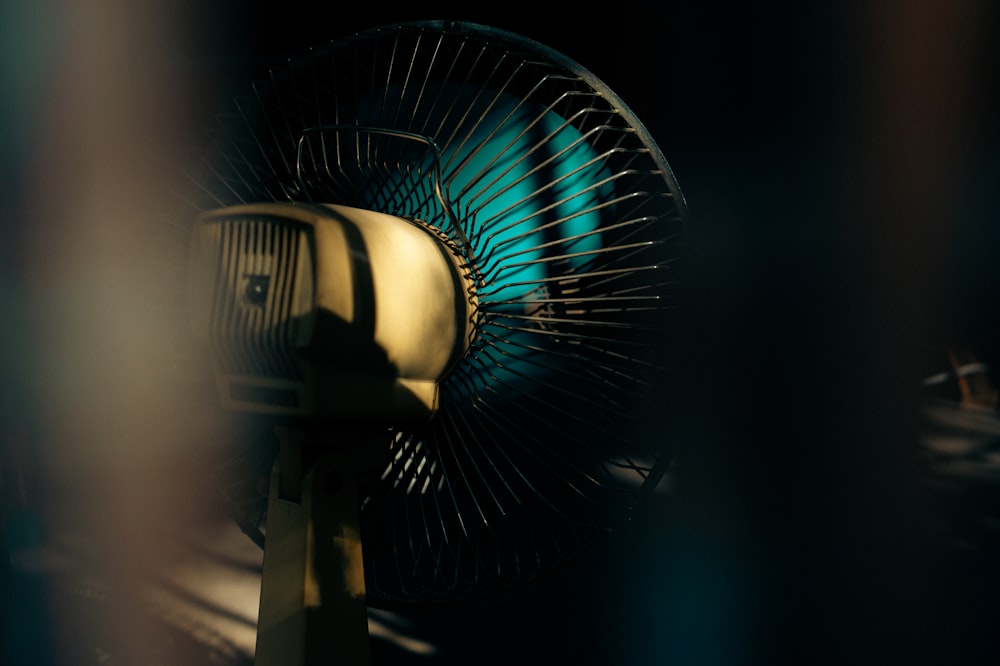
xmin=167 ymin=19 xmax=688 ymax=665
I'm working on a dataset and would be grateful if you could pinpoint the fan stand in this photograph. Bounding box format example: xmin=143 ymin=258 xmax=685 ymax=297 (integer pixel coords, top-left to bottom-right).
xmin=254 ymin=424 xmax=383 ymax=666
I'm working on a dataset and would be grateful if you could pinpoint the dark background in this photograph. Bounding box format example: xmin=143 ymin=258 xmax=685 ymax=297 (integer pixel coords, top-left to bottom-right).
xmin=4 ymin=1 xmax=1000 ymax=664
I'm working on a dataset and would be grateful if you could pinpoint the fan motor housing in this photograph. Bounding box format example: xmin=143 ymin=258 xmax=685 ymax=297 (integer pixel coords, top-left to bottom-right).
xmin=188 ymin=202 xmax=477 ymax=420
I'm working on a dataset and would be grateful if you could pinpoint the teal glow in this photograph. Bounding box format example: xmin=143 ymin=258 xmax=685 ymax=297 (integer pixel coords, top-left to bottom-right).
xmin=444 ymin=94 xmax=614 ymax=306
xmin=347 ymin=88 xmax=614 ymax=304
xmin=344 ymin=87 xmax=618 ymax=388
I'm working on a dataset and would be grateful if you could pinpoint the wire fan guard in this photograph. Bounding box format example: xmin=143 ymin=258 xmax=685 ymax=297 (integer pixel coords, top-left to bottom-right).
xmin=172 ymin=20 xmax=687 ymax=607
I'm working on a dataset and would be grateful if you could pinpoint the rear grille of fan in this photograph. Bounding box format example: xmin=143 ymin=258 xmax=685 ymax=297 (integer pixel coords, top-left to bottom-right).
xmin=206 ymin=216 xmax=310 ymax=379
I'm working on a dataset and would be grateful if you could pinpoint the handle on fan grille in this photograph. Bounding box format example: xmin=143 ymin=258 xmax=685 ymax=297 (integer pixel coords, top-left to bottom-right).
xmin=294 ymin=125 xmax=474 ymax=259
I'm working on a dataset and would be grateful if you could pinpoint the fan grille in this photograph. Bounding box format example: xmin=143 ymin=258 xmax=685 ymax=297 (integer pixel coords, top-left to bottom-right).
xmin=171 ymin=21 xmax=686 ymax=607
